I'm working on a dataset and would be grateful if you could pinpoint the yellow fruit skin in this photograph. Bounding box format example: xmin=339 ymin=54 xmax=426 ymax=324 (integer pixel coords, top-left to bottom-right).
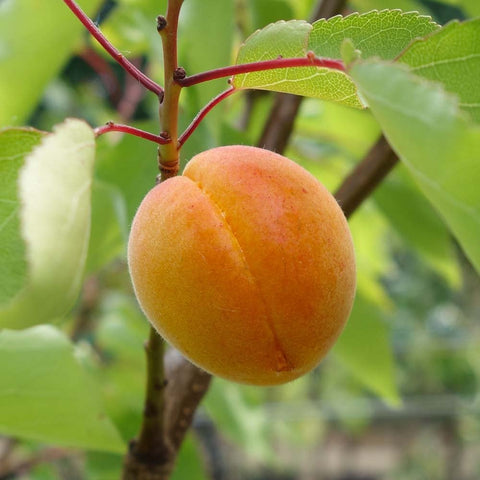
xmin=128 ymin=145 xmax=356 ymax=385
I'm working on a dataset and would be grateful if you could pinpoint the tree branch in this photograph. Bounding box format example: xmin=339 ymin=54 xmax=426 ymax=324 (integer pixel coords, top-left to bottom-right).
xmin=334 ymin=135 xmax=399 ymax=218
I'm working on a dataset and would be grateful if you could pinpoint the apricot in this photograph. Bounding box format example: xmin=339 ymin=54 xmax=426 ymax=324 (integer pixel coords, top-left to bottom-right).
xmin=128 ymin=145 xmax=356 ymax=385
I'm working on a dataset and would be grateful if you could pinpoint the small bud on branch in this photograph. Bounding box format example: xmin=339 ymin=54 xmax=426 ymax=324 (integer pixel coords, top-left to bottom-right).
xmin=157 ymin=15 xmax=168 ymax=32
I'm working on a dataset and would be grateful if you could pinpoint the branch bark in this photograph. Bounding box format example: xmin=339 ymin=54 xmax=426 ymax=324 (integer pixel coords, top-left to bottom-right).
xmin=335 ymin=135 xmax=399 ymax=218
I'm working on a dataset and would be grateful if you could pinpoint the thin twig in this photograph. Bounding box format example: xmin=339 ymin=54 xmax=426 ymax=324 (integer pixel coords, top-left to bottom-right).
xmin=178 ymin=87 xmax=236 ymax=147
xmin=177 ymin=55 xmax=345 ymax=87
xmin=62 ymin=0 xmax=164 ymax=97
xmin=94 ymin=122 xmax=171 ymax=144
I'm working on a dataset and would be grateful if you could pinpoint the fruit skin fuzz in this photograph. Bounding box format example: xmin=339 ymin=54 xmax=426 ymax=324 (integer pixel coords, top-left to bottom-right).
xmin=128 ymin=145 xmax=356 ymax=385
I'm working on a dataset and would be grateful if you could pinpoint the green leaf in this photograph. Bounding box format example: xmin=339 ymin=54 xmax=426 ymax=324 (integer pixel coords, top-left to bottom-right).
xmin=399 ymin=18 xmax=480 ymax=123
xmin=0 ymin=0 xmax=102 ymax=126
xmin=0 ymin=325 xmax=124 ymax=452
xmin=0 ymin=119 xmax=95 ymax=328
xmin=351 ymin=59 xmax=480 ymax=274
xmin=85 ymin=180 xmax=128 ymax=274
xmin=0 ymin=128 xmax=44 ymax=305
xmin=233 ymin=11 xmax=439 ymax=107
xmin=233 ymin=20 xmax=363 ymax=107
xmin=333 ymin=294 xmax=400 ymax=406
xmin=375 ymin=168 xmax=460 ymax=285
xmin=309 ymin=10 xmax=439 ymax=60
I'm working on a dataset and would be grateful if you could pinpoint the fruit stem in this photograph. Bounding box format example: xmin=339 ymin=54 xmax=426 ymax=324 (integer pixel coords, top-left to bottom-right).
xmin=62 ymin=0 xmax=164 ymax=98
xmin=157 ymin=0 xmax=184 ymax=178
xmin=176 ymin=55 xmax=346 ymax=87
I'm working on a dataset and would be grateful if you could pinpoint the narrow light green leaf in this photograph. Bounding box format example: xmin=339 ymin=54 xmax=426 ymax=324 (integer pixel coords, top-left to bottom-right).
xmin=0 ymin=0 xmax=101 ymax=126
xmin=0 ymin=128 xmax=44 ymax=305
xmin=351 ymin=60 xmax=480 ymax=274
xmin=0 ymin=119 xmax=95 ymax=328
xmin=333 ymin=294 xmax=400 ymax=406
xmin=399 ymin=18 xmax=480 ymax=122
xmin=0 ymin=325 xmax=124 ymax=452
xmin=309 ymin=10 xmax=439 ymax=60
xmin=233 ymin=11 xmax=439 ymax=107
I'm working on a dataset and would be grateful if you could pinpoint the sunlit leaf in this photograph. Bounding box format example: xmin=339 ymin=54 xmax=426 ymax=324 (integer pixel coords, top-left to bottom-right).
xmin=0 ymin=325 xmax=124 ymax=452
xmin=309 ymin=10 xmax=438 ymax=59
xmin=0 ymin=119 xmax=95 ymax=328
xmin=233 ymin=11 xmax=439 ymax=107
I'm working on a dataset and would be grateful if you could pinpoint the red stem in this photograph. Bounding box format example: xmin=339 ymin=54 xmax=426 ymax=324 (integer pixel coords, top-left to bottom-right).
xmin=62 ymin=0 xmax=164 ymax=98
xmin=94 ymin=122 xmax=171 ymax=144
xmin=177 ymin=55 xmax=345 ymax=87
xmin=178 ymin=87 xmax=236 ymax=148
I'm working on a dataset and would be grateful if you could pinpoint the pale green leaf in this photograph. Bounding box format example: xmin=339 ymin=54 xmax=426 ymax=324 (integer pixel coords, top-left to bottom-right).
xmin=333 ymin=294 xmax=400 ymax=406
xmin=0 ymin=325 xmax=124 ymax=452
xmin=399 ymin=18 xmax=480 ymax=122
xmin=309 ymin=10 xmax=439 ymax=60
xmin=351 ymin=60 xmax=480 ymax=274
xmin=0 ymin=128 xmax=44 ymax=305
xmin=0 ymin=119 xmax=95 ymax=328
xmin=0 ymin=0 xmax=102 ymax=126
xmin=233 ymin=11 xmax=439 ymax=107
xmin=233 ymin=20 xmax=362 ymax=107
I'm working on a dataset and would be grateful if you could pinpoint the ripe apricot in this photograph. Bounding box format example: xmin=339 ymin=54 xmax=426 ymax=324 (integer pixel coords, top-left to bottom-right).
xmin=128 ymin=145 xmax=356 ymax=385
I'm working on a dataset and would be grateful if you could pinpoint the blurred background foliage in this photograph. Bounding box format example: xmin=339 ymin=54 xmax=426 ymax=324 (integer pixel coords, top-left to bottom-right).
xmin=1 ymin=0 xmax=480 ymax=479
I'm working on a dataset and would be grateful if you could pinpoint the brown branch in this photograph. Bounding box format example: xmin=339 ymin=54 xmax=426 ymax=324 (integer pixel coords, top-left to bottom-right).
xmin=122 ymin=329 xmax=173 ymax=480
xmin=257 ymin=0 xmax=349 ymax=153
xmin=334 ymin=135 xmax=399 ymax=218
xmin=163 ymin=349 xmax=212 ymax=451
